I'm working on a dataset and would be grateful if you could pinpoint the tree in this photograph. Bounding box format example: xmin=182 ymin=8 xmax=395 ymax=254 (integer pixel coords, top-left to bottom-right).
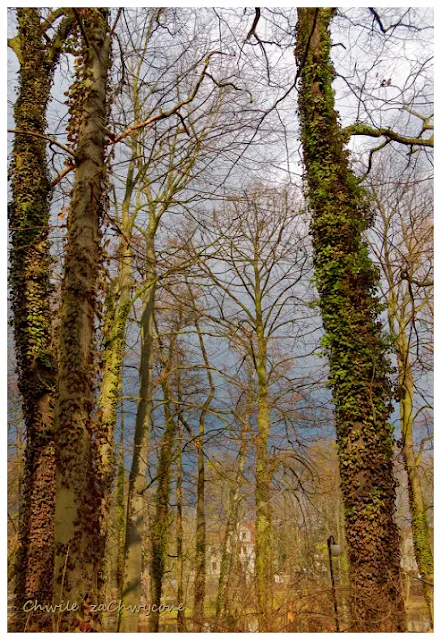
xmin=149 ymin=312 xmax=181 ymax=632
xmin=295 ymin=8 xmax=405 ymax=631
xmin=8 ymin=8 xmax=72 ymax=630
xmin=52 ymin=9 xmax=112 ymax=626
xmin=214 ymin=380 xmax=251 ymax=630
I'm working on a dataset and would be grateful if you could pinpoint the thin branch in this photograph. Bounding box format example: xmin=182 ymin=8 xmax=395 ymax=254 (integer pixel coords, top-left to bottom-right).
xmin=110 ymin=51 xmax=225 ymax=145
xmin=246 ymin=7 xmax=261 ymax=41
xmin=8 ymin=129 xmax=77 ymax=157
xmin=415 ymin=435 xmax=433 ymax=468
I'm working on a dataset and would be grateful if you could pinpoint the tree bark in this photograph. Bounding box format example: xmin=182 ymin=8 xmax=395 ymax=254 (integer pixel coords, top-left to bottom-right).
xmin=254 ymin=259 xmax=273 ymax=631
xmin=8 ymin=8 xmax=69 ymax=630
xmin=52 ymin=8 xmax=111 ymax=625
xmin=119 ymin=225 xmax=157 ymax=632
xmin=150 ymin=333 xmax=177 ymax=632
xmin=295 ymin=8 xmax=405 ymax=632
xmin=192 ymin=316 xmax=216 ymax=631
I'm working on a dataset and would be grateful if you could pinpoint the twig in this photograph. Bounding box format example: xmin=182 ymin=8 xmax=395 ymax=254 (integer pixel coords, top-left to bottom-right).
xmin=110 ymin=50 xmax=224 ymax=145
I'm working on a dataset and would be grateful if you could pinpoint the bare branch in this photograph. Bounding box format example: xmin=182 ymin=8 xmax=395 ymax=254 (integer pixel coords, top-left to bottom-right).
xmin=8 ymin=129 xmax=77 ymax=158
xmin=246 ymin=8 xmax=261 ymax=41
xmin=342 ymin=123 xmax=433 ymax=148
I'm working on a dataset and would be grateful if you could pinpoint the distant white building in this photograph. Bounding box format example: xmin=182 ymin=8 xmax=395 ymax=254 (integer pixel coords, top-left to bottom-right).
xmin=207 ymin=523 xmax=287 ymax=583
xmin=207 ymin=523 xmax=256 ymax=579
xmin=237 ymin=523 xmax=255 ymax=575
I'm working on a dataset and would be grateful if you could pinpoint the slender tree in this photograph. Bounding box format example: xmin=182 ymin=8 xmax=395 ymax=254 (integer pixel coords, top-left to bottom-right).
xmin=176 ymin=417 xmax=185 ymax=632
xmin=192 ymin=314 xmax=216 ymax=631
xmin=215 ymin=387 xmax=250 ymax=630
xmin=149 ymin=323 xmax=179 ymax=632
xmin=189 ymin=186 xmax=312 ymax=630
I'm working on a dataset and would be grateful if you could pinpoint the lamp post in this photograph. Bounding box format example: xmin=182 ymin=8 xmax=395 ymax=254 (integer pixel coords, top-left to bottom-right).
xmin=327 ymin=535 xmax=341 ymax=632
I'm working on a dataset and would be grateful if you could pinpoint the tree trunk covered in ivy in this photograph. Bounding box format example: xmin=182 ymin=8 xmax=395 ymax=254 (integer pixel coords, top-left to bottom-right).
xmin=52 ymin=9 xmax=111 ymax=624
xmin=119 ymin=225 xmax=157 ymax=632
xmin=8 ymin=8 xmax=69 ymax=630
xmin=295 ymin=8 xmax=405 ymax=632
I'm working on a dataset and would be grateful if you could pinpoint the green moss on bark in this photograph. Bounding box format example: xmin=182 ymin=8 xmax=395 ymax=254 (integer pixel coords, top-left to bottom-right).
xmin=295 ymin=8 xmax=405 ymax=632
xmin=9 ymin=9 xmax=57 ymax=630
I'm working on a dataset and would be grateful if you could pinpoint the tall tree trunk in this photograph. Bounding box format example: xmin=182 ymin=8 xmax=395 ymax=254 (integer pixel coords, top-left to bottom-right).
xmin=192 ymin=318 xmax=215 ymax=631
xmin=119 ymin=225 xmax=157 ymax=632
xmin=8 ymin=8 xmax=69 ymax=630
xmin=215 ymin=490 xmax=237 ymax=630
xmin=97 ymin=157 xmax=136 ymax=604
xmin=176 ymin=396 xmax=185 ymax=632
xmin=116 ymin=402 xmax=126 ymax=601
xmin=295 ymin=8 xmax=405 ymax=632
xmin=193 ymin=424 xmax=206 ymax=632
xmin=52 ymin=9 xmax=111 ymax=625
xmin=150 ymin=333 xmax=177 ymax=632
xmin=254 ymin=271 xmax=273 ymax=631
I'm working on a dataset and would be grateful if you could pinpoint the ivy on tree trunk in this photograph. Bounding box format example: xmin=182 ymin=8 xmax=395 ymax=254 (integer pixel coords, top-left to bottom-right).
xmin=52 ymin=8 xmax=111 ymax=630
xmin=295 ymin=8 xmax=405 ymax=632
xmin=8 ymin=8 xmax=68 ymax=631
